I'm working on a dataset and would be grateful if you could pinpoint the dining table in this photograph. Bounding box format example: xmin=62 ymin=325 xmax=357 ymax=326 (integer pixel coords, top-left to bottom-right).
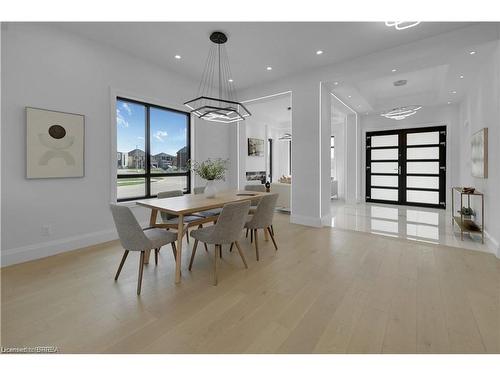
xmin=136 ymin=189 xmax=270 ymax=283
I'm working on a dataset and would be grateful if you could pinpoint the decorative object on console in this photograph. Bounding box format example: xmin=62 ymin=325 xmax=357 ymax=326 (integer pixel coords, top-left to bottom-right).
xmin=471 ymin=128 xmax=488 ymax=178
xmin=278 ymin=175 xmax=291 ymax=184
xmin=26 ymin=107 xmax=84 ymax=178
xmin=184 ymin=31 xmax=251 ymax=123
xmin=187 ymin=158 xmax=228 ymax=198
xmin=248 ymin=138 xmax=264 ymax=156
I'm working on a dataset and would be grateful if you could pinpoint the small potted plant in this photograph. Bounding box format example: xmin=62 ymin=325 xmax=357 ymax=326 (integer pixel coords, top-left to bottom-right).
xmin=187 ymin=158 xmax=229 ymax=198
xmin=459 ymin=207 xmax=475 ymax=219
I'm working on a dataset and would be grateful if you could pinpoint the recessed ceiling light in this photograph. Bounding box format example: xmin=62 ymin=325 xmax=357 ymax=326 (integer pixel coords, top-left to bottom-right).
xmin=174 ymin=55 xmax=181 ymax=59
xmin=451 ymin=90 xmax=457 ymax=94
xmin=316 ymin=50 xmax=323 ymax=55
xmin=447 ymin=101 xmax=452 ymax=104
xmin=392 ymin=68 xmax=397 ymax=72
xmin=228 ymin=79 xmax=234 ymax=82
xmin=348 ymin=95 xmax=352 ymax=98
xmin=469 ymin=51 xmax=476 ymax=55
xmin=460 ymin=75 xmax=464 ymax=79
xmin=333 ymin=81 xmax=339 ymax=85
xmin=266 ymin=66 xmax=272 ymax=71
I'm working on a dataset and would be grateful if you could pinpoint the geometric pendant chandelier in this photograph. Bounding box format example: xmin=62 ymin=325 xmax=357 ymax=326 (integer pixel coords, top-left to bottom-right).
xmin=380 ymin=105 xmax=422 ymax=120
xmin=184 ymin=31 xmax=251 ymax=123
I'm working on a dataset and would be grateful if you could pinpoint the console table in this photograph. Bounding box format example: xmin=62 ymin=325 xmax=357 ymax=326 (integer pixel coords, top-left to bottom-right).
xmin=451 ymin=187 xmax=484 ymax=243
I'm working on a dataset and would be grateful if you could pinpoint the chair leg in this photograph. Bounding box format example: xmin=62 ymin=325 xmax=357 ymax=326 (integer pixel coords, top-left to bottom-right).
xmin=220 ymin=244 xmax=223 ymax=258
xmin=267 ymin=227 xmax=278 ymax=251
xmin=154 ymin=248 xmax=159 ymax=266
xmin=186 ymin=230 xmax=190 ymax=244
xmin=229 ymin=242 xmax=234 ymax=252
xmin=114 ymin=250 xmax=129 ymax=281
xmin=270 ymin=225 xmax=275 ymax=236
xmin=246 ymin=228 xmax=249 ymax=238
xmin=171 ymin=242 xmax=177 ymax=260
xmin=254 ymin=229 xmax=259 ymax=261
xmin=250 ymin=228 xmax=253 ymax=243
xmin=213 ymin=245 xmax=219 ymax=286
xmin=189 ymin=239 xmax=199 ymax=271
xmin=204 ymin=243 xmax=209 ymax=252
xmin=234 ymin=241 xmax=248 ymax=269
xmin=137 ymin=251 xmax=145 ymax=295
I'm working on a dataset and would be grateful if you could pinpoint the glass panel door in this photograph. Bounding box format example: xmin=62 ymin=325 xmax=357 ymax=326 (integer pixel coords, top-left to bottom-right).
xmin=366 ymin=126 xmax=446 ymax=209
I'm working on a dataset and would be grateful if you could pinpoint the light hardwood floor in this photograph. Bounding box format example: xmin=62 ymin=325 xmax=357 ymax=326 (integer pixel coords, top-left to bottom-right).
xmin=2 ymin=213 xmax=499 ymax=353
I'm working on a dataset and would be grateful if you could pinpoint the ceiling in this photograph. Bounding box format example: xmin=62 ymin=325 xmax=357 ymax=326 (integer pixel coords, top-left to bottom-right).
xmin=245 ymin=93 xmax=292 ymax=129
xmin=330 ymin=39 xmax=498 ymax=114
xmin=52 ymin=22 xmax=475 ymax=91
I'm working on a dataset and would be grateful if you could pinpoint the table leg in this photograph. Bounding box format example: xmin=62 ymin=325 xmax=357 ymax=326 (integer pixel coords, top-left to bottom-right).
xmin=144 ymin=209 xmax=158 ymax=264
xmin=175 ymin=214 xmax=184 ymax=283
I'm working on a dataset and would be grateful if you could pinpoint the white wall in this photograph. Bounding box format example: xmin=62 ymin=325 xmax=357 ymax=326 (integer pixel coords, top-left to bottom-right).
xmin=1 ymin=23 xmax=231 ymax=265
xmin=359 ymin=104 xmax=461 ymax=206
xmin=458 ymin=40 xmax=500 ymax=257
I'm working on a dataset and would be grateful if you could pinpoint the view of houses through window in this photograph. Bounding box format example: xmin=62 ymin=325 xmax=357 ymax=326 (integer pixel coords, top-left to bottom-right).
xmin=116 ymin=98 xmax=190 ymax=201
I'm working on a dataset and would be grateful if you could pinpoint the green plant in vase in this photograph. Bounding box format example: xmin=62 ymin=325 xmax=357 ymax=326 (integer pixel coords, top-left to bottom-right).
xmin=187 ymin=158 xmax=229 ymax=198
xmin=460 ymin=207 xmax=475 ymax=218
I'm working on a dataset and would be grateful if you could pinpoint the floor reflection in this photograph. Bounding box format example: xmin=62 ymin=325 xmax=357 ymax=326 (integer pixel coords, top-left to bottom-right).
xmin=330 ymin=200 xmax=491 ymax=253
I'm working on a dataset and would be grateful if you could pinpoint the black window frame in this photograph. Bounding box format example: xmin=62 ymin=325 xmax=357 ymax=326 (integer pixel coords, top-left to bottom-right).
xmin=116 ymin=97 xmax=191 ymax=202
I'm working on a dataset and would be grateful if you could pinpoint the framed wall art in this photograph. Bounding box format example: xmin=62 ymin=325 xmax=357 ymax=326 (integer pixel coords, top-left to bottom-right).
xmin=26 ymin=107 xmax=85 ymax=178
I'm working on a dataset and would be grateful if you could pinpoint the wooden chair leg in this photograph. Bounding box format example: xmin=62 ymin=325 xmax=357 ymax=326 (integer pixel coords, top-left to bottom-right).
xmin=186 ymin=230 xmax=190 ymax=243
xmin=270 ymin=225 xmax=275 ymax=236
xmin=234 ymin=241 xmax=248 ymax=269
xmin=220 ymin=244 xmax=223 ymax=258
xmin=229 ymin=243 xmax=234 ymax=252
xmin=114 ymin=250 xmax=129 ymax=281
xmin=137 ymin=251 xmax=145 ymax=295
xmin=250 ymin=228 xmax=253 ymax=243
xmin=246 ymin=228 xmax=249 ymax=238
xmin=213 ymin=245 xmax=219 ymax=286
xmin=254 ymin=229 xmax=259 ymax=261
xmin=154 ymin=248 xmax=159 ymax=266
xmin=189 ymin=239 xmax=199 ymax=271
xmin=204 ymin=243 xmax=209 ymax=252
xmin=171 ymin=242 xmax=177 ymax=260
xmin=267 ymin=227 xmax=278 ymax=250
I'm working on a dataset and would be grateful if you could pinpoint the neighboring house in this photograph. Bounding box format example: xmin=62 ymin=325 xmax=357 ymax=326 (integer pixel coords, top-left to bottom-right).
xmin=127 ymin=148 xmax=145 ymax=170
xmin=117 ymin=152 xmax=128 ymax=169
xmin=151 ymin=152 xmax=175 ymax=170
xmin=176 ymin=146 xmax=188 ymax=171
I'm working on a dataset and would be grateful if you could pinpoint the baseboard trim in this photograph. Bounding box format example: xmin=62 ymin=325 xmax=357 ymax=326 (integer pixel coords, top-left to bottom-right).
xmin=1 ymin=221 xmax=147 ymax=267
xmin=290 ymin=214 xmax=322 ymax=228
xmin=484 ymin=230 xmax=500 ymax=259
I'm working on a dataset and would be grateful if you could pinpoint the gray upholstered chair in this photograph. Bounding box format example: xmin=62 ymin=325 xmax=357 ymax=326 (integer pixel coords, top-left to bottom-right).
xmin=157 ymin=190 xmax=207 ymax=244
xmin=244 ymin=193 xmax=278 ymax=261
xmin=189 ymin=200 xmax=251 ymax=285
xmin=192 ymin=186 xmax=223 ymax=218
xmin=244 ymin=184 xmax=268 ymax=236
xmin=110 ymin=204 xmax=178 ymax=295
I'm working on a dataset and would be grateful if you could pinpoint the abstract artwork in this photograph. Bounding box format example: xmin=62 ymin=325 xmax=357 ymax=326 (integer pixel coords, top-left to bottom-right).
xmin=471 ymin=128 xmax=488 ymax=178
xmin=26 ymin=107 xmax=85 ymax=178
xmin=248 ymin=138 xmax=264 ymax=156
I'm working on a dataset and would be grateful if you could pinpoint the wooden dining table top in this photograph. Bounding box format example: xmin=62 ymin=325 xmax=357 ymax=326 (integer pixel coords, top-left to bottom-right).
xmin=135 ymin=189 xmax=270 ymax=215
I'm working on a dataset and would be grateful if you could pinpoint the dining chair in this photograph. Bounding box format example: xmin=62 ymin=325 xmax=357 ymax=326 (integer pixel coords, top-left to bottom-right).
xmin=244 ymin=184 xmax=268 ymax=237
xmin=110 ymin=204 xmax=178 ymax=295
xmin=192 ymin=186 xmax=223 ymax=218
xmin=157 ymin=190 xmax=210 ymax=244
xmin=189 ymin=200 xmax=251 ymax=285
xmin=244 ymin=193 xmax=278 ymax=261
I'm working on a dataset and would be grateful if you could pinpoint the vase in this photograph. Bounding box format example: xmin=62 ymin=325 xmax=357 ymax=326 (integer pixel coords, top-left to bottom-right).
xmin=205 ymin=180 xmax=217 ymax=198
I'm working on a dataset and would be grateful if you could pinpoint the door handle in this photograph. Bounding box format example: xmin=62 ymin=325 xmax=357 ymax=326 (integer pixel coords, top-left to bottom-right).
xmin=398 ymin=166 xmax=401 ymax=175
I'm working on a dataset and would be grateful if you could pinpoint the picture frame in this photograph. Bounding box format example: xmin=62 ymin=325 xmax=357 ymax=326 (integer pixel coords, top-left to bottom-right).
xmin=248 ymin=137 xmax=264 ymax=156
xmin=26 ymin=107 xmax=85 ymax=178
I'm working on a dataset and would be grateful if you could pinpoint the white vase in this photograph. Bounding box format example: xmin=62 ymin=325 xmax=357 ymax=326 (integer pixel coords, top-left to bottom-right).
xmin=205 ymin=180 xmax=217 ymax=198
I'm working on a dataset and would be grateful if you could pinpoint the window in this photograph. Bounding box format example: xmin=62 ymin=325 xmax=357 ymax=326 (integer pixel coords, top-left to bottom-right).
xmin=116 ymin=97 xmax=191 ymax=201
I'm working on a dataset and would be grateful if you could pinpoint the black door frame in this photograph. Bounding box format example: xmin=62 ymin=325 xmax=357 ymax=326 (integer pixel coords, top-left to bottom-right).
xmin=365 ymin=125 xmax=446 ymax=209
